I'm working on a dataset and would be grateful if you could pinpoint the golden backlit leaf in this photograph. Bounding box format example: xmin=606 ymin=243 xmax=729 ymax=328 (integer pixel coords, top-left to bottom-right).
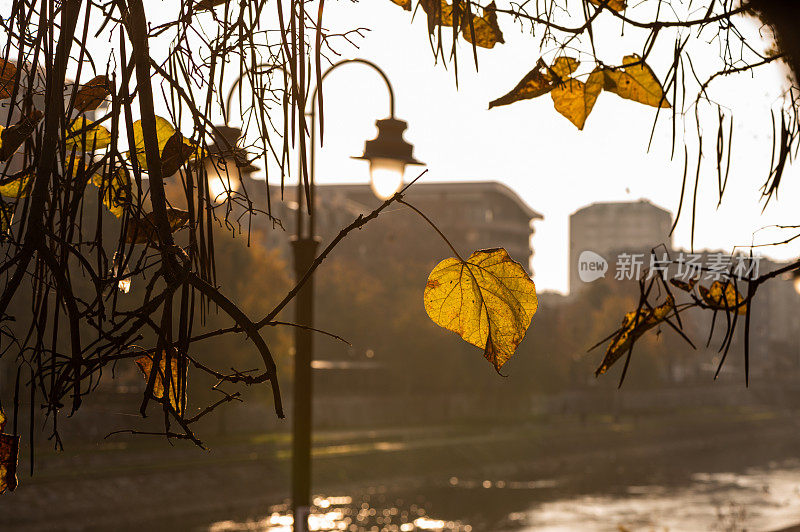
xmin=604 ymin=55 xmax=671 ymax=108
xmin=589 ymin=0 xmax=627 ymax=12
xmin=135 ymin=351 xmax=187 ymax=415
xmin=489 ymin=59 xmax=555 ymax=109
xmin=596 ymin=296 xmax=674 ymax=376
xmin=125 ymin=208 xmax=190 ymax=244
xmin=0 ymin=433 xmax=18 ymax=494
xmin=0 ymin=110 xmax=43 ymax=161
xmin=129 ymin=117 xmax=204 ymax=173
xmin=74 ymin=75 xmax=111 ymax=113
xmin=461 ymin=1 xmax=504 ymax=49
xmin=66 ymin=117 xmax=111 ymax=151
xmin=389 ymin=0 xmax=411 ymax=10
xmin=424 ymin=248 xmax=538 ymax=372
xmin=129 ymin=116 xmax=177 ymax=171
xmin=670 ymin=277 xmax=698 ymax=292
xmin=0 ymin=60 xmax=17 ymax=100
xmin=91 ymin=168 xmax=130 ymax=218
xmin=0 ymin=173 xmax=30 ymax=198
xmin=550 ymin=71 xmax=603 ymax=130
xmin=0 ymin=404 xmax=16 ymax=494
xmin=699 ymin=280 xmax=747 ymax=315
xmin=0 ymin=202 xmax=13 ymax=236
xmin=551 ymin=57 xmax=579 ymax=80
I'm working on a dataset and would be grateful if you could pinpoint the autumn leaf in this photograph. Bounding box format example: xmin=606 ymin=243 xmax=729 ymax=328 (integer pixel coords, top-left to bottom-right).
xmin=670 ymin=277 xmax=698 ymax=292
xmin=130 ymin=116 xmax=177 ymax=171
xmin=550 ymin=68 xmax=603 ymax=130
xmin=589 ymin=0 xmax=627 ymax=12
xmin=0 ymin=60 xmax=17 ymax=100
xmin=462 ymin=1 xmax=504 ymax=49
xmin=0 ymin=173 xmax=30 ymax=198
xmin=699 ymin=280 xmax=747 ymax=315
xmin=195 ymin=0 xmax=228 ymax=11
xmin=125 ymin=208 xmax=190 ymax=244
xmin=419 ymin=0 xmax=456 ymax=33
xmin=0 ymin=404 xmax=17 ymax=494
xmin=91 ymin=168 xmax=130 ymax=218
xmin=551 ymin=57 xmax=579 ymax=80
xmin=0 ymin=202 xmax=13 ymax=236
xmin=0 ymin=433 xmax=17 ymax=494
xmin=135 ymin=351 xmax=188 ymax=415
xmin=595 ymin=296 xmax=674 ymax=376
xmin=66 ymin=117 xmax=111 ymax=151
xmin=424 ymin=248 xmax=538 ymax=372
xmin=129 ymin=117 xmax=203 ymax=173
xmin=489 ymin=59 xmax=556 ymax=109
xmin=604 ymin=55 xmax=671 ymax=108
xmin=389 ymin=0 xmax=411 ymax=10
xmin=160 ymin=133 xmax=196 ymax=177
xmin=74 ymin=75 xmax=111 ymax=113
xmin=0 ymin=110 xmax=43 ymax=161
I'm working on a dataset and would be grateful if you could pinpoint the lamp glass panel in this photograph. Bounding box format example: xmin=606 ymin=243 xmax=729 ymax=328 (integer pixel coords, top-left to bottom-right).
xmin=369 ymin=157 xmax=405 ymax=200
xmin=207 ymin=163 xmax=242 ymax=204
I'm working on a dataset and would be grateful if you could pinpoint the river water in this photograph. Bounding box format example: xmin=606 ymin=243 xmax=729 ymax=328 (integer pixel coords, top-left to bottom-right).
xmin=208 ymin=460 xmax=800 ymax=531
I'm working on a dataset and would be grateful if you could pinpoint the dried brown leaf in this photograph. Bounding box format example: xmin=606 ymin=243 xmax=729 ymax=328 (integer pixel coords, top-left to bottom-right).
xmin=74 ymin=75 xmax=111 ymax=113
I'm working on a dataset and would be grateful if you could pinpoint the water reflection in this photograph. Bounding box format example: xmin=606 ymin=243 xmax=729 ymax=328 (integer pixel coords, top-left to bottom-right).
xmin=209 ymin=462 xmax=800 ymax=532
xmin=514 ymin=465 xmax=800 ymax=531
xmin=209 ymin=494 xmax=472 ymax=532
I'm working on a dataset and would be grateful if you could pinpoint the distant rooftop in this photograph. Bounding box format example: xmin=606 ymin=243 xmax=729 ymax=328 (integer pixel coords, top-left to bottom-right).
xmin=571 ymin=198 xmax=672 ymax=217
xmin=311 ymin=180 xmax=543 ymax=221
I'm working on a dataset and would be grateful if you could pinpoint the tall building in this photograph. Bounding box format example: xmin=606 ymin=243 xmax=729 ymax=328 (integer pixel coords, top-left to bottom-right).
xmin=569 ymin=199 xmax=673 ymax=294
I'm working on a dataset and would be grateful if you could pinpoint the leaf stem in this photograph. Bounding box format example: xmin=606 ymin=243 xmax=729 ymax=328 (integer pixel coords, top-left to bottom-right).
xmin=397 ymin=199 xmax=464 ymax=262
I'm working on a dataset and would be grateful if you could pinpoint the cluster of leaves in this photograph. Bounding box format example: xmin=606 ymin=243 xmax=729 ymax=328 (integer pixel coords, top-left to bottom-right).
xmin=392 ymin=0 xmax=504 ymax=49
xmin=384 ymin=0 xmax=800 ymax=388
xmin=592 ymin=260 xmax=763 ymax=387
xmin=490 ymin=55 xmax=670 ymax=130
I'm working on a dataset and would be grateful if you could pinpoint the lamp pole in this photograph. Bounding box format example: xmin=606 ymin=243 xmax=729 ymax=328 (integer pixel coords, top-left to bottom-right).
xmin=291 ymin=59 xmax=422 ymax=532
xmin=222 ymin=58 xmax=423 ymax=532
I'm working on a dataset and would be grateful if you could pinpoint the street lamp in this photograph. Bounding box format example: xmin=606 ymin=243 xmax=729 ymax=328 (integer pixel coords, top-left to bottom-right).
xmin=291 ymin=59 xmax=423 ymax=532
xmin=354 ymin=117 xmax=423 ymax=200
xmin=222 ymin=59 xmax=422 ymax=532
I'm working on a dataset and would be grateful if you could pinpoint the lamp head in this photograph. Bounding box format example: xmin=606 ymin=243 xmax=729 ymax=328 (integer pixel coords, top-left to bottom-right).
xmin=353 ymin=117 xmax=423 ymax=200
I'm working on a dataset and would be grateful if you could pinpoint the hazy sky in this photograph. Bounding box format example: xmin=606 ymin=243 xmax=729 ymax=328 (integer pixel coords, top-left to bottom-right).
xmin=257 ymin=1 xmax=798 ymax=294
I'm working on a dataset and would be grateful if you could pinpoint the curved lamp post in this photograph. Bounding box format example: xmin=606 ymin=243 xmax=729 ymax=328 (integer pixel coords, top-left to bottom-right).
xmin=222 ymin=59 xmax=423 ymax=532
xmin=291 ymin=59 xmax=423 ymax=532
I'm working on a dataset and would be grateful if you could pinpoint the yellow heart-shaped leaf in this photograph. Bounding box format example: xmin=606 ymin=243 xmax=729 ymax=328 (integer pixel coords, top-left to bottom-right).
xmin=424 ymin=248 xmax=538 ymax=372
xmin=604 ymin=55 xmax=671 ymax=108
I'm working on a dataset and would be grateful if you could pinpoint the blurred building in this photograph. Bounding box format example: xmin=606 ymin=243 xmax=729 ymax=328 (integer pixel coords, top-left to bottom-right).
xmin=569 ymin=200 xmax=673 ymax=294
xmin=260 ymin=181 xmax=542 ymax=274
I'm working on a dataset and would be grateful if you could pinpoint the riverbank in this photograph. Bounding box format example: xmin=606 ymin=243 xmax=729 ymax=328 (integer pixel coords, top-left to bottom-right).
xmin=1 ymin=403 xmax=798 ymax=530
